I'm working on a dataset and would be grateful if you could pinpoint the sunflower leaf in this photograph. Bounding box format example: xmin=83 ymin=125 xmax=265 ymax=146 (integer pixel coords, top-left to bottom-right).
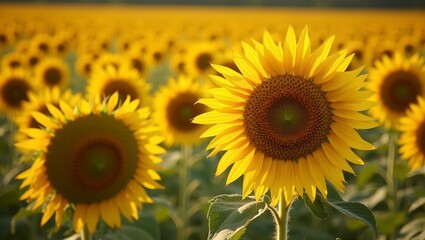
xmin=303 ymin=193 xmax=329 ymax=219
xmin=207 ymin=194 xmax=269 ymax=240
xmin=320 ymin=181 xmax=377 ymax=238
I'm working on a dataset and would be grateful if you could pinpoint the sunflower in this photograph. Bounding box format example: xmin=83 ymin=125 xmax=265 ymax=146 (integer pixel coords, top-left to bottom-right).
xmin=367 ymin=52 xmax=425 ymax=129
xmin=185 ymin=41 xmax=221 ymax=78
xmin=0 ymin=68 xmax=33 ymax=114
xmin=1 ymin=52 xmax=25 ymax=69
xmin=14 ymin=87 xmax=80 ymax=143
xmin=30 ymin=34 xmax=52 ymax=54
xmin=34 ymin=57 xmax=70 ymax=89
xmin=153 ymin=76 xmax=210 ymax=146
xmin=93 ymin=53 xmax=131 ymax=72
xmin=75 ymin=53 xmax=97 ymax=78
xmin=87 ymin=65 xmax=151 ymax=108
xmin=398 ymin=97 xmax=425 ymax=171
xmin=193 ymin=26 xmax=378 ymax=206
xmin=15 ymin=92 xmax=165 ymax=234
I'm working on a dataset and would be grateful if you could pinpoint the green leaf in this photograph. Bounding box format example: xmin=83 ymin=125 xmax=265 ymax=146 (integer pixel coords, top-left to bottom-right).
xmin=303 ymin=193 xmax=328 ymax=219
xmin=11 ymin=207 xmax=41 ymax=234
xmin=207 ymin=194 xmax=269 ymax=240
xmin=319 ymin=181 xmax=377 ymax=238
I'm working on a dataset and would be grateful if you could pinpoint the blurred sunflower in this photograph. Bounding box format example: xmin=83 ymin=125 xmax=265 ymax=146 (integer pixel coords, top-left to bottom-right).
xmin=76 ymin=53 xmax=96 ymax=78
xmin=170 ymin=52 xmax=188 ymax=76
xmin=124 ymin=51 xmax=150 ymax=77
xmin=87 ymin=65 xmax=151 ymax=107
xmin=51 ymin=32 xmax=70 ymax=56
xmin=30 ymin=34 xmax=52 ymax=54
xmin=14 ymin=87 xmax=80 ymax=143
xmin=153 ymin=76 xmax=210 ymax=146
xmin=398 ymin=97 xmax=425 ymax=171
xmin=94 ymin=53 xmax=131 ymax=72
xmin=15 ymin=92 xmax=165 ymax=234
xmin=34 ymin=57 xmax=70 ymax=89
xmin=0 ymin=68 xmax=33 ymax=115
xmin=185 ymin=41 xmax=220 ymax=78
xmin=25 ymin=49 xmax=43 ymax=68
xmin=193 ymin=26 xmax=378 ymax=205
xmin=367 ymin=52 xmax=425 ymax=129
xmin=1 ymin=52 xmax=25 ymax=69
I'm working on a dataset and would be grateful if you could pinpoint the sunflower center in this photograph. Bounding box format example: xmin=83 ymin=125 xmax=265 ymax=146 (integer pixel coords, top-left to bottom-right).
xmin=131 ymin=58 xmax=144 ymax=73
xmin=43 ymin=67 xmax=62 ymax=86
xmin=75 ymin=140 xmax=122 ymax=189
xmin=45 ymin=114 xmax=138 ymax=203
xmin=167 ymin=92 xmax=205 ymax=131
xmin=244 ymin=74 xmax=333 ymax=161
xmin=380 ymin=70 xmax=422 ymax=112
xmin=195 ymin=53 xmax=212 ymax=71
xmin=1 ymin=77 xmax=30 ymax=108
xmin=103 ymin=80 xmax=139 ymax=103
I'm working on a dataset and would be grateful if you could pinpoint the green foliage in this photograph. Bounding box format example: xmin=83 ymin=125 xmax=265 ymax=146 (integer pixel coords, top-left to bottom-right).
xmin=207 ymin=194 xmax=269 ymax=240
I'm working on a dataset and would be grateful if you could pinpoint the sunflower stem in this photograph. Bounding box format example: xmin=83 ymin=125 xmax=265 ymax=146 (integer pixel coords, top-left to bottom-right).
xmin=80 ymin=226 xmax=91 ymax=240
xmin=386 ymin=131 xmax=398 ymax=240
xmin=177 ymin=145 xmax=192 ymax=240
xmin=269 ymin=195 xmax=290 ymax=240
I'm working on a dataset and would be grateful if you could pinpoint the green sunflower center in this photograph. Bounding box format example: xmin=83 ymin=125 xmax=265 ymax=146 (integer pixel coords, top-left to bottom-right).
xmin=43 ymin=67 xmax=62 ymax=86
xmin=167 ymin=92 xmax=205 ymax=131
xmin=244 ymin=74 xmax=333 ymax=161
xmin=45 ymin=114 xmax=138 ymax=204
xmin=381 ymin=70 xmax=422 ymax=112
xmin=195 ymin=53 xmax=212 ymax=72
xmin=103 ymin=79 xmax=139 ymax=103
xmin=1 ymin=77 xmax=30 ymax=109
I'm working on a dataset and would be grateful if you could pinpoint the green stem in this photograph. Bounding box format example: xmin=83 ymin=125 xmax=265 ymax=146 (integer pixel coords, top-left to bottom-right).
xmin=177 ymin=145 xmax=192 ymax=240
xmin=386 ymin=131 xmax=397 ymax=240
xmin=80 ymin=226 xmax=91 ymax=240
xmin=269 ymin=194 xmax=290 ymax=240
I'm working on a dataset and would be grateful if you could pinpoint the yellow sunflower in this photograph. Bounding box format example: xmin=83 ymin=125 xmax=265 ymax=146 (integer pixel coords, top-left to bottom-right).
xmin=30 ymin=34 xmax=52 ymax=54
xmin=398 ymin=96 xmax=425 ymax=171
xmin=87 ymin=65 xmax=151 ymax=108
xmin=75 ymin=53 xmax=97 ymax=78
xmin=34 ymin=57 xmax=70 ymax=89
xmin=153 ymin=76 xmax=210 ymax=146
xmin=193 ymin=26 xmax=378 ymax=206
xmin=1 ymin=52 xmax=26 ymax=69
xmin=14 ymin=87 xmax=80 ymax=143
xmin=367 ymin=52 xmax=425 ymax=129
xmin=15 ymin=92 xmax=165 ymax=234
xmin=0 ymin=67 xmax=34 ymax=115
xmin=185 ymin=41 xmax=221 ymax=78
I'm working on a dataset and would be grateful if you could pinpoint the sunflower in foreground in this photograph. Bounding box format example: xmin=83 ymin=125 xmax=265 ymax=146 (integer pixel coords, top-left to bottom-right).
xmin=153 ymin=76 xmax=210 ymax=146
xmin=193 ymin=26 xmax=378 ymax=205
xmin=398 ymin=96 xmax=425 ymax=171
xmin=15 ymin=92 xmax=165 ymax=233
xmin=367 ymin=52 xmax=425 ymax=129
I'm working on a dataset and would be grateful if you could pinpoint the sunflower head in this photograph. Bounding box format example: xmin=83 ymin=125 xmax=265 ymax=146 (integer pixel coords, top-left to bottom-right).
xmin=0 ymin=67 xmax=33 ymax=114
xmin=398 ymin=96 xmax=425 ymax=171
xmin=87 ymin=65 xmax=151 ymax=108
xmin=194 ymin=26 xmax=378 ymax=206
xmin=15 ymin=92 xmax=165 ymax=234
xmin=34 ymin=57 xmax=70 ymax=89
xmin=367 ymin=52 xmax=425 ymax=129
xmin=153 ymin=76 xmax=211 ymax=146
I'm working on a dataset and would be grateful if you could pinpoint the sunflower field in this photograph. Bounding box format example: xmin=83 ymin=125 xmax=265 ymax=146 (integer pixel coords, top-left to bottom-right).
xmin=1 ymin=4 xmax=425 ymax=240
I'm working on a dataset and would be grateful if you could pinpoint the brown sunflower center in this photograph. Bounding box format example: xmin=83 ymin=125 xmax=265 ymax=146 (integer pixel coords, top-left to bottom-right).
xmin=244 ymin=74 xmax=333 ymax=161
xmin=380 ymin=70 xmax=422 ymax=113
xmin=416 ymin=121 xmax=425 ymax=156
xmin=43 ymin=67 xmax=62 ymax=86
xmin=1 ymin=77 xmax=30 ymax=108
xmin=131 ymin=58 xmax=144 ymax=73
xmin=45 ymin=114 xmax=138 ymax=204
xmin=103 ymin=80 xmax=139 ymax=103
xmin=195 ymin=53 xmax=212 ymax=72
xmin=167 ymin=92 xmax=205 ymax=131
